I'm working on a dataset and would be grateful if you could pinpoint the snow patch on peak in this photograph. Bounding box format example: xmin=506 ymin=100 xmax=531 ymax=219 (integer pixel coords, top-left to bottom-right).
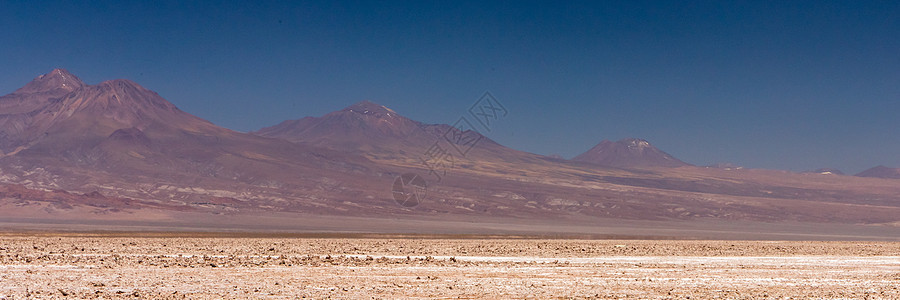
xmin=342 ymin=101 xmax=403 ymax=121
xmin=624 ymin=139 xmax=651 ymax=150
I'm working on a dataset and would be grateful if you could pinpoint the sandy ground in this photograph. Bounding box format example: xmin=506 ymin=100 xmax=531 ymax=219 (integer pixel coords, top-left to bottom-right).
xmin=1 ymin=236 xmax=899 ymax=299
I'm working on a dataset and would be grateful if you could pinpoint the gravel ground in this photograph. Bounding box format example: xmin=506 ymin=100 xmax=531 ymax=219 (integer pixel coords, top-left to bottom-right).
xmin=1 ymin=237 xmax=899 ymax=299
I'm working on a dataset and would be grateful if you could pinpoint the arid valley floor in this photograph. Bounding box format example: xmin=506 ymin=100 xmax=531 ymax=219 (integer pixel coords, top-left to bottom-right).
xmin=1 ymin=234 xmax=898 ymax=299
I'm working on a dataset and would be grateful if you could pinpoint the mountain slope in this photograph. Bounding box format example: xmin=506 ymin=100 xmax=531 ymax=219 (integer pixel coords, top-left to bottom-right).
xmin=572 ymin=138 xmax=690 ymax=168
xmin=255 ymin=100 xmax=543 ymax=165
xmin=855 ymin=166 xmax=900 ymax=179
xmin=257 ymin=101 xmax=422 ymax=151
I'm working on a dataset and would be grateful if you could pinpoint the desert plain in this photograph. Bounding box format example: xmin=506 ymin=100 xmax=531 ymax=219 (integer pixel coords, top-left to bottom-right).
xmin=0 ymin=234 xmax=898 ymax=299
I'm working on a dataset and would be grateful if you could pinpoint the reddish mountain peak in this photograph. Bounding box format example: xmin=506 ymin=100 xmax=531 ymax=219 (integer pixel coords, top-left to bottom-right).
xmin=589 ymin=138 xmax=655 ymax=152
xmin=855 ymin=165 xmax=900 ymax=179
xmin=257 ymin=100 xmax=422 ymax=149
xmin=43 ymin=68 xmax=78 ymax=79
xmin=0 ymin=70 xmax=219 ymax=154
xmin=16 ymin=68 xmax=86 ymax=95
xmin=39 ymin=69 xmax=81 ymax=84
xmin=321 ymin=100 xmax=417 ymax=133
xmin=573 ymin=138 xmax=690 ymax=168
xmin=97 ymin=78 xmax=142 ymax=89
xmin=264 ymin=100 xmax=501 ymax=152
xmin=62 ymin=77 xmax=181 ymax=117
xmin=339 ymin=100 xmax=398 ymax=117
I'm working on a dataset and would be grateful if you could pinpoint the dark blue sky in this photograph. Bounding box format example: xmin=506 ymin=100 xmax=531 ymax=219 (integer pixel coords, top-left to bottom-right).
xmin=2 ymin=1 xmax=898 ymax=173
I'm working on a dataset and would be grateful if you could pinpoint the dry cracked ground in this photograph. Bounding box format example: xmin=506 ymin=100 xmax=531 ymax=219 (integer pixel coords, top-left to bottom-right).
xmin=1 ymin=234 xmax=899 ymax=299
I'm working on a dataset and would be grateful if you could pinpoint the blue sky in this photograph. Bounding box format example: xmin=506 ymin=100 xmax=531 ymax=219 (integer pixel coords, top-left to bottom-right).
xmin=1 ymin=1 xmax=898 ymax=173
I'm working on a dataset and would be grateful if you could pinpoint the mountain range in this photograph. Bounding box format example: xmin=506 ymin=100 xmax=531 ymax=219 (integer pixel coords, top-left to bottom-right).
xmin=0 ymin=69 xmax=898 ymax=239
